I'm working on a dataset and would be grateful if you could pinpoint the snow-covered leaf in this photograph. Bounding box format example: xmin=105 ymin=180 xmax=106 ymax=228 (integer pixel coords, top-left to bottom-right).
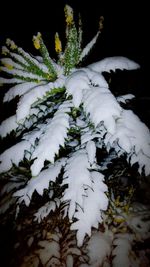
xmin=34 ymin=198 xmax=60 ymax=223
xmin=112 ymin=233 xmax=135 ymax=267
xmin=79 ymin=31 xmax=100 ymax=62
xmin=117 ymin=94 xmax=135 ymax=104
xmin=105 ymin=109 xmax=150 ymax=175
xmin=65 ymin=70 xmax=90 ymax=107
xmin=71 ymin=171 xmax=108 ymax=246
xmin=87 ymin=231 xmax=112 ymax=267
xmin=16 ymin=76 xmax=65 ymax=122
xmin=0 ymin=140 xmax=31 ymax=173
xmin=62 ymin=149 xmax=91 ymax=220
xmin=31 ymin=101 xmax=71 ymax=176
xmin=86 ymin=140 xmax=96 ymax=165
xmin=0 ymin=115 xmax=18 ymax=138
xmin=83 ymin=87 xmax=122 ymax=133
xmin=3 ymin=81 xmax=41 ymax=102
xmin=13 ymin=158 xmax=66 ymax=206
xmin=88 ymin=57 xmax=140 ymax=73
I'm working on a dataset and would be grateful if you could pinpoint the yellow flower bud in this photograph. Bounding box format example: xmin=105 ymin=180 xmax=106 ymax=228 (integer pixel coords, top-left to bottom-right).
xmin=64 ymin=4 xmax=73 ymax=25
xmin=33 ymin=32 xmax=41 ymax=50
xmin=55 ymin=33 xmax=62 ymax=53
xmin=114 ymin=216 xmax=125 ymax=224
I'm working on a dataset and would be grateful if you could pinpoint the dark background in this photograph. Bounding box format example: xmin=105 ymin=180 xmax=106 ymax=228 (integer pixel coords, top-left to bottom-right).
xmin=0 ymin=0 xmax=148 ymax=64
xmin=0 ymin=0 xmax=149 ymax=125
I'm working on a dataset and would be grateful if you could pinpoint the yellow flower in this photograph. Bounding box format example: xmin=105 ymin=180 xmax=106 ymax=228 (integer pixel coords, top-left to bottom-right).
xmin=64 ymin=4 xmax=73 ymax=25
xmin=33 ymin=32 xmax=41 ymax=50
xmin=55 ymin=32 xmax=62 ymax=53
xmin=114 ymin=216 xmax=125 ymax=224
xmin=3 ymin=63 xmax=13 ymax=69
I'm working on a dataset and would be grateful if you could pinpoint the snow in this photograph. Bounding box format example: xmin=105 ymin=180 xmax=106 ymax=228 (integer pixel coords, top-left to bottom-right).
xmin=3 ymin=81 xmax=41 ymax=102
xmin=86 ymin=140 xmax=96 ymax=165
xmin=82 ymin=67 xmax=108 ymax=87
xmin=0 ymin=140 xmax=31 ymax=173
xmin=83 ymin=87 xmax=122 ymax=133
xmin=79 ymin=31 xmax=100 ymax=62
xmin=117 ymin=94 xmax=135 ymax=104
xmin=112 ymin=233 xmax=134 ymax=267
xmin=71 ymin=171 xmax=108 ymax=246
xmin=87 ymin=232 xmax=112 ymax=267
xmin=14 ymin=158 xmax=66 ymax=206
xmin=0 ymin=115 xmax=18 ymax=138
xmin=0 ymin=77 xmax=24 ymax=84
xmin=34 ymin=198 xmax=60 ymax=223
xmin=9 ymin=51 xmax=28 ymax=66
xmin=62 ymin=149 xmax=91 ymax=220
xmin=105 ymin=109 xmax=150 ymax=175
xmin=127 ymin=210 xmax=150 ymax=240
xmin=16 ymin=76 xmax=65 ymax=122
xmin=65 ymin=70 xmax=90 ymax=107
xmin=1 ymin=57 xmax=24 ymax=70
xmin=36 ymin=240 xmax=60 ymax=265
xmin=0 ymin=66 xmax=44 ymax=80
xmin=88 ymin=57 xmax=140 ymax=73
xmin=31 ymin=101 xmax=71 ymax=176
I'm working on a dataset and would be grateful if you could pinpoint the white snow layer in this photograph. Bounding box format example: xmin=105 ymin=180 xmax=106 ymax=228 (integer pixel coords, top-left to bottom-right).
xmin=79 ymin=31 xmax=100 ymax=62
xmin=65 ymin=70 xmax=90 ymax=107
xmin=87 ymin=232 xmax=112 ymax=267
xmin=0 ymin=115 xmax=18 ymax=138
xmin=3 ymin=81 xmax=41 ymax=102
xmin=16 ymin=76 xmax=65 ymax=122
xmin=88 ymin=57 xmax=140 ymax=73
xmin=0 ymin=140 xmax=31 ymax=173
xmin=71 ymin=171 xmax=108 ymax=246
xmin=30 ymin=101 xmax=71 ymax=176
xmin=34 ymin=198 xmax=60 ymax=223
xmin=83 ymin=87 xmax=122 ymax=133
xmin=86 ymin=140 xmax=96 ymax=165
xmin=105 ymin=109 xmax=150 ymax=175
xmin=62 ymin=149 xmax=92 ymax=220
xmin=65 ymin=68 xmax=108 ymax=108
xmin=112 ymin=233 xmax=134 ymax=267
xmin=13 ymin=158 xmax=66 ymax=206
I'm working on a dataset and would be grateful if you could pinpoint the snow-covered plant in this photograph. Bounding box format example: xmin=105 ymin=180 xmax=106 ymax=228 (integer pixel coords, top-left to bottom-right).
xmin=0 ymin=4 xmax=150 ymax=266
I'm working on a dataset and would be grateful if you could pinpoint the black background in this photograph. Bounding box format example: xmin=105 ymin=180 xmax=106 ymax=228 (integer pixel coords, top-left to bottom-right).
xmin=0 ymin=0 xmax=149 ymax=124
xmin=0 ymin=0 xmax=148 ymax=65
